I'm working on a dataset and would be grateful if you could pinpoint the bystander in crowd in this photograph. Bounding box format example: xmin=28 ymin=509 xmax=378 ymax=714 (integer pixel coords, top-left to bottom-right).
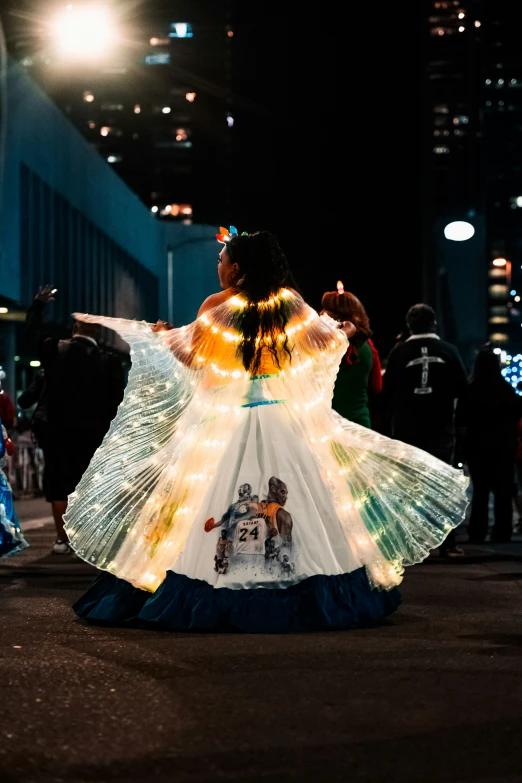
xmin=320 ymin=283 xmax=382 ymax=428
xmin=455 ymin=344 xmax=522 ymax=544
xmin=24 ymin=285 xmax=126 ymax=554
xmin=380 ymin=303 xmax=468 ymax=557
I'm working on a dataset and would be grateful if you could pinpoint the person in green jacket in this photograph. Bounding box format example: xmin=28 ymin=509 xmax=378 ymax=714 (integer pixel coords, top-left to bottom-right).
xmin=321 ymin=286 xmax=382 ymax=428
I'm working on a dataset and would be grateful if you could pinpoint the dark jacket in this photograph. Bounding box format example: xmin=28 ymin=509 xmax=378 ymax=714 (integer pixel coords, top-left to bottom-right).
xmin=25 ymin=300 xmax=125 ymax=441
xmin=455 ymin=378 xmax=522 ymax=460
xmin=381 ymin=334 xmax=468 ymax=450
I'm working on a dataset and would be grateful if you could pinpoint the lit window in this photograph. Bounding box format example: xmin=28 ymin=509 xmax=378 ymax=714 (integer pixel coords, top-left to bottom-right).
xmin=458 ymin=12 xmax=465 ymax=18
xmin=150 ymin=37 xmax=170 ymax=46
xmin=145 ymin=53 xmax=171 ymax=65
xmin=226 ymin=115 xmax=234 ymax=127
xmin=453 ymin=115 xmax=469 ymax=124
xmin=158 ymin=203 xmax=192 ymax=217
xmin=485 ymin=79 xmax=492 ymax=85
xmin=454 ymin=129 xmax=465 ymax=136
xmin=433 ymin=146 xmax=450 ymax=154
xmin=169 ymin=23 xmax=193 ymax=38
xmin=88 ymin=121 xmax=96 ymax=129
xmin=175 ymin=127 xmax=190 ymax=141
xmin=99 ymin=126 xmax=122 ymax=137
xmin=474 ymin=20 xmax=481 ymax=27
xmin=489 ymin=285 xmax=509 ymax=298
xmin=151 ymin=206 xmax=158 ymax=213
xmin=458 ymin=26 xmax=465 ymax=32
xmin=134 ymin=104 xmax=141 ymax=113
xmin=498 ymin=78 xmax=505 ymax=86
xmin=162 ymin=106 xmax=171 ymax=114
xmin=83 ymin=91 xmax=94 ymax=102
xmin=433 ymin=104 xmax=449 ymax=114
xmin=107 ymin=155 xmax=121 ymax=163
xmin=486 ymin=101 xmax=492 ymax=106
xmin=227 ymin=30 xmax=234 ymax=37
xmin=101 ymin=102 xmax=123 ymax=111
xmin=186 ymin=92 xmax=196 ymax=102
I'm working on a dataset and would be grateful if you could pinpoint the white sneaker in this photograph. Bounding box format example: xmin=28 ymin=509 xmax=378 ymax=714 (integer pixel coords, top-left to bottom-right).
xmin=52 ymin=540 xmax=72 ymax=555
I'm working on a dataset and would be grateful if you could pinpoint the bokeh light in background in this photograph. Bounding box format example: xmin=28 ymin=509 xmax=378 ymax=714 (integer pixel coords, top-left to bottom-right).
xmin=498 ymin=349 xmax=522 ymax=394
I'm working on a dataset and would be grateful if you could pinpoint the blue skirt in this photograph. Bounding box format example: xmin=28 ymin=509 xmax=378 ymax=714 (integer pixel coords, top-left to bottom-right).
xmin=73 ymin=567 xmax=402 ymax=634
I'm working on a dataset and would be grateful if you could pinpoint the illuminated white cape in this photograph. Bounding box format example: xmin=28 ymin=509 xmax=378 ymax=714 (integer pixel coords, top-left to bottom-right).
xmin=64 ymin=290 xmax=469 ymax=593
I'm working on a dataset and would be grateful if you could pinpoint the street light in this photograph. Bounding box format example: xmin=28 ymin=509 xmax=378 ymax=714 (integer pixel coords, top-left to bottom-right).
xmin=443 ymin=221 xmax=475 ymax=241
xmin=50 ymin=5 xmax=117 ymax=61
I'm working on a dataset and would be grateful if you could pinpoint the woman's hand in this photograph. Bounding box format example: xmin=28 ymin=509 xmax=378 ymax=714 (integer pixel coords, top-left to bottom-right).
xmin=151 ymin=320 xmax=174 ymax=333
xmin=339 ymin=320 xmax=356 ymax=339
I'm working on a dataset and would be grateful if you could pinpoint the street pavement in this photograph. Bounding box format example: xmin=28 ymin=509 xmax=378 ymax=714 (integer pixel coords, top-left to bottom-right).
xmin=1 ymin=498 xmax=522 ymax=783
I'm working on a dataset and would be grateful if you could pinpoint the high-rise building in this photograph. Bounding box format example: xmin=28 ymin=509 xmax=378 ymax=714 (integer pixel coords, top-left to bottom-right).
xmin=3 ymin=1 xmax=233 ymax=225
xmin=423 ymin=0 xmax=522 ymax=365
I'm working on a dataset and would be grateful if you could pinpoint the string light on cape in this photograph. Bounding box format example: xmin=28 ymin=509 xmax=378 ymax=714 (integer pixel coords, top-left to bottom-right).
xmin=216 ymin=225 xmax=248 ymax=243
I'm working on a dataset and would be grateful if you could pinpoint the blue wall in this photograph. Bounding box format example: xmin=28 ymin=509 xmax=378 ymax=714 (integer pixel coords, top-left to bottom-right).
xmin=0 ymin=62 xmax=219 ymax=323
xmin=0 ymin=63 xmax=221 ymax=400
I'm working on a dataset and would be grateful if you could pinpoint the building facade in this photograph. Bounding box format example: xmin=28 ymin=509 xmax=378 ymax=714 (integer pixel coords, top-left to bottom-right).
xmin=4 ymin=0 xmax=233 ymax=226
xmin=423 ymin=0 xmax=522 ymax=367
xmin=0 ymin=62 xmax=217 ymax=402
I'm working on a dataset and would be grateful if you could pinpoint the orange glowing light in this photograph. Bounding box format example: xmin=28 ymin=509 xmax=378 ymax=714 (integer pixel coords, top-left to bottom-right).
xmin=337 ymin=280 xmax=344 ymax=294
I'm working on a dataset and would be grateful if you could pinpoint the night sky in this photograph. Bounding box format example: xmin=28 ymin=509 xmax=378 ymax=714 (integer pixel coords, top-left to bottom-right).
xmin=229 ymin=3 xmax=424 ymax=357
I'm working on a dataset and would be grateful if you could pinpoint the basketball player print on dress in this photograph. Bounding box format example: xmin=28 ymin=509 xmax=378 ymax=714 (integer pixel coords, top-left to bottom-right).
xmin=205 ymin=477 xmax=296 ymax=577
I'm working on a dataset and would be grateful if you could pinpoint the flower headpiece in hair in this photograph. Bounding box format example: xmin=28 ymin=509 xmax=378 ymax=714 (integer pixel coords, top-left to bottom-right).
xmin=216 ymin=225 xmax=248 ymax=243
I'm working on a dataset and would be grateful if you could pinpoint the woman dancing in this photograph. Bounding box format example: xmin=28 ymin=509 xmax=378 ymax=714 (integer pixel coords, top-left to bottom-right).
xmin=64 ymin=227 xmax=469 ymax=632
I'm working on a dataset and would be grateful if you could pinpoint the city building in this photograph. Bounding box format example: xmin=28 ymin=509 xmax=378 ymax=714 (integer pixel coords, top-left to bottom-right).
xmin=3 ymin=0 xmax=233 ymax=225
xmin=0 ymin=60 xmax=217 ymax=403
xmin=423 ymin=0 xmax=522 ymax=369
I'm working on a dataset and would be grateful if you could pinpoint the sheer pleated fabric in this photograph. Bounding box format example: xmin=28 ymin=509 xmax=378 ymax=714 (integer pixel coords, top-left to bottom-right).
xmin=64 ymin=290 xmax=469 ymax=592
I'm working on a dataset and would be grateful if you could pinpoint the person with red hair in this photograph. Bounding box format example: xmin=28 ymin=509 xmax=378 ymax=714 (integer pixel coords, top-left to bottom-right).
xmin=320 ymin=287 xmax=382 ymax=428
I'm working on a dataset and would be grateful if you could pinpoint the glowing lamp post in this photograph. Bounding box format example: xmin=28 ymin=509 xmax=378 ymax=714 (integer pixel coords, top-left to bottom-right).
xmin=50 ymin=5 xmax=117 ymax=61
xmin=443 ymin=221 xmax=475 ymax=241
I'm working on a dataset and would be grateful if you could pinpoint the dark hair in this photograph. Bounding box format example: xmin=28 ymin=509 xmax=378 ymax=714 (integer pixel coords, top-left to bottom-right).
xmin=320 ymin=290 xmax=372 ymax=344
xmin=73 ymin=320 xmax=101 ymax=340
xmin=470 ymin=344 xmax=502 ymax=385
xmin=227 ymin=231 xmax=297 ymax=373
xmin=406 ymin=304 xmax=437 ymax=335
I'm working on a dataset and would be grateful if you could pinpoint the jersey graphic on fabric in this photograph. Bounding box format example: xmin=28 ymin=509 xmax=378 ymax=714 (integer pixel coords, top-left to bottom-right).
xmin=234 ymin=516 xmax=268 ymax=555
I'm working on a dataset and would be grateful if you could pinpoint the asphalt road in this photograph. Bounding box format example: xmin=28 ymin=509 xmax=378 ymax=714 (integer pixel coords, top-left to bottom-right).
xmin=1 ymin=499 xmax=522 ymax=783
